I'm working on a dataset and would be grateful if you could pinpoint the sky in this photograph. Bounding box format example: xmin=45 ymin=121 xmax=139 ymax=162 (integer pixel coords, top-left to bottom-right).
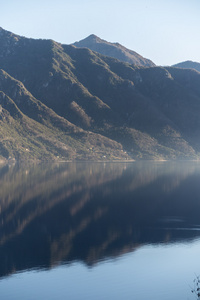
xmin=1 ymin=0 xmax=200 ymax=66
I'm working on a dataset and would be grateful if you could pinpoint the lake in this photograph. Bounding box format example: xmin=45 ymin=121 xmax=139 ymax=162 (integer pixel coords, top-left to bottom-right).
xmin=0 ymin=161 xmax=200 ymax=299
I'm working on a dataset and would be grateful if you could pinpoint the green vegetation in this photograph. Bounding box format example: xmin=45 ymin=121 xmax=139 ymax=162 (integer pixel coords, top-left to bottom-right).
xmin=0 ymin=27 xmax=200 ymax=161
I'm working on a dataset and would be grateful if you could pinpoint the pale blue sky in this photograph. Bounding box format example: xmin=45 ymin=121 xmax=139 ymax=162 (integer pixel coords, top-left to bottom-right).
xmin=1 ymin=0 xmax=200 ymax=65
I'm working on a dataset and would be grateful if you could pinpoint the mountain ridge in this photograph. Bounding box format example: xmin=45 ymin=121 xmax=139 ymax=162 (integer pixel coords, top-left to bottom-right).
xmin=72 ymin=34 xmax=155 ymax=67
xmin=0 ymin=27 xmax=200 ymax=161
xmin=172 ymin=60 xmax=200 ymax=73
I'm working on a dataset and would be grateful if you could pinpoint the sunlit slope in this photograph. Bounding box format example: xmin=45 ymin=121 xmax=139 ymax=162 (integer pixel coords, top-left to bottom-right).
xmin=0 ymin=70 xmax=128 ymax=161
xmin=0 ymin=27 xmax=200 ymax=159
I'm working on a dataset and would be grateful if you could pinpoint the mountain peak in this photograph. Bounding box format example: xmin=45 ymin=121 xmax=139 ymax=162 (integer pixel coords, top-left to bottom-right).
xmin=87 ymin=34 xmax=100 ymax=40
xmin=74 ymin=34 xmax=103 ymax=45
xmin=173 ymin=60 xmax=200 ymax=73
xmin=72 ymin=35 xmax=155 ymax=67
xmin=1 ymin=27 xmax=200 ymax=161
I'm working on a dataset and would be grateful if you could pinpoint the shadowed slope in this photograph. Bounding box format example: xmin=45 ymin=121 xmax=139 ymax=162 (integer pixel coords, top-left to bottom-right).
xmin=0 ymin=27 xmax=200 ymax=160
xmin=73 ymin=34 xmax=155 ymax=67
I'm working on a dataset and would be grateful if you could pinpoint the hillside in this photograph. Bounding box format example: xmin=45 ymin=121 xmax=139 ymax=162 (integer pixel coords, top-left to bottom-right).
xmin=173 ymin=60 xmax=200 ymax=72
xmin=72 ymin=34 xmax=155 ymax=67
xmin=0 ymin=27 xmax=200 ymax=160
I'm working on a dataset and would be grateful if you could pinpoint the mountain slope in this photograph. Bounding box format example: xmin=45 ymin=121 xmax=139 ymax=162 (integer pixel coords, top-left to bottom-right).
xmin=173 ymin=60 xmax=200 ymax=72
xmin=0 ymin=27 xmax=200 ymax=160
xmin=72 ymin=34 xmax=155 ymax=67
xmin=0 ymin=69 xmax=129 ymax=161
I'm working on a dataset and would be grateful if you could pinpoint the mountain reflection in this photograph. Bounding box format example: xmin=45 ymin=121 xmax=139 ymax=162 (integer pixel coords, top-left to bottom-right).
xmin=0 ymin=161 xmax=200 ymax=278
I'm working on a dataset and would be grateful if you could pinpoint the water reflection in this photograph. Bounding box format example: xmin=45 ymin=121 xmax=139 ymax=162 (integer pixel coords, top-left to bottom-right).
xmin=0 ymin=161 xmax=200 ymax=278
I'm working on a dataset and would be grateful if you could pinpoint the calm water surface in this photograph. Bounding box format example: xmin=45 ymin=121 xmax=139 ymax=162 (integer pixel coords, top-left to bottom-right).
xmin=0 ymin=161 xmax=200 ymax=299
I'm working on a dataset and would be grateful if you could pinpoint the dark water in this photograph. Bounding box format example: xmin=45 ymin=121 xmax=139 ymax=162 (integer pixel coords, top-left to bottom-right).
xmin=0 ymin=161 xmax=200 ymax=299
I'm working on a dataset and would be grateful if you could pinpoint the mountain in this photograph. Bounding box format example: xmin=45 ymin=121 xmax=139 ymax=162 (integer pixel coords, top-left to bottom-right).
xmin=0 ymin=69 xmax=127 ymax=161
xmin=72 ymin=34 xmax=155 ymax=67
xmin=0 ymin=27 xmax=200 ymax=160
xmin=173 ymin=60 xmax=200 ymax=72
